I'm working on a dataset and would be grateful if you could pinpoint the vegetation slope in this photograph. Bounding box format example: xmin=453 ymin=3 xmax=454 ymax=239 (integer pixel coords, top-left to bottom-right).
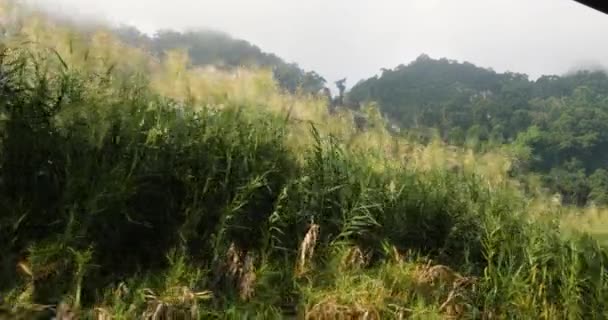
xmin=0 ymin=2 xmax=607 ymax=319
xmin=348 ymin=54 xmax=608 ymax=206
xmin=114 ymin=25 xmax=326 ymax=95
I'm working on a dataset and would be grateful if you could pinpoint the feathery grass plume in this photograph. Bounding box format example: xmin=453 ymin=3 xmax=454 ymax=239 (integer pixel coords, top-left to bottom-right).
xmin=411 ymin=262 xmax=477 ymax=319
xmin=141 ymin=286 xmax=212 ymax=320
xmin=339 ymin=245 xmax=370 ymax=271
xmin=138 ymin=250 xmax=212 ymax=320
xmin=54 ymin=302 xmax=77 ymax=320
xmin=296 ymin=223 xmax=320 ymax=277
xmin=239 ymin=253 xmax=257 ymax=301
xmin=220 ymin=242 xmax=258 ymax=301
xmin=225 ymin=242 xmax=243 ymax=281
xmin=94 ymin=307 xmax=112 ymax=320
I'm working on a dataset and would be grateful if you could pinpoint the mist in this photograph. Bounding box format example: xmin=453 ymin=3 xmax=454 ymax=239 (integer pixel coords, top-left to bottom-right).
xmin=27 ymin=0 xmax=608 ymax=87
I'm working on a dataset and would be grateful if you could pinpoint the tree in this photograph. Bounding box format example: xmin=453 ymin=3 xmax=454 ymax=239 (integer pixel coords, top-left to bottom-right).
xmin=589 ymin=169 xmax=608 ymax=205
xmin=335 ymin=78 xmax=347 ymax=106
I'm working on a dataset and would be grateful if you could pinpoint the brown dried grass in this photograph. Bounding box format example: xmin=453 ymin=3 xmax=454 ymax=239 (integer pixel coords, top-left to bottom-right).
xmin=141 ymin=286 xmax=212 ymax=320
xmin=339 ymin=246 xmax=370 ymax=272
xmin=306 ymin=298 xmax=381 ymax=320
xmin=223 ymin=242 xmax=258 ymax=301
xmin=296 ymin=224 xmax=320 ymax=277
xmin=411 ymin=262 xmax=477 ymax=319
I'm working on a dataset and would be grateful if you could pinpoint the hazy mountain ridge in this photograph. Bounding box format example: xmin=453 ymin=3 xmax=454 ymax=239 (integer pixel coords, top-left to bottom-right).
xmin=113 ymin=25 xmax=327 ymax=94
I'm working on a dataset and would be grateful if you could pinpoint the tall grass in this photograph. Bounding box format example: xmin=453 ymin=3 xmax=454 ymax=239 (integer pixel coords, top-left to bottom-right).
xmin=0 ymin=3 xmax=607 ymax=319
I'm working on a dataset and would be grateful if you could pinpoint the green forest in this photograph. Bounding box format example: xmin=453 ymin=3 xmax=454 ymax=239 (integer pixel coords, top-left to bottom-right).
xmin=349 ymin=54 xmax=608 ymax=206
xmin=1 ymin=1 xmax=608 ymax=319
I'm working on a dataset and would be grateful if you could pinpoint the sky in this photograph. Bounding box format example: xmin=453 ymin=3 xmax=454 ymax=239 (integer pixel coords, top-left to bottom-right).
xmin=28 ymin=0 xmax=608 ymax=87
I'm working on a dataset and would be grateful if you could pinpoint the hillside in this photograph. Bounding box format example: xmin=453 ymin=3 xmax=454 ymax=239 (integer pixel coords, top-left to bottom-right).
xmin=114 ymin=25 xmax=327 ymax=94
xmin=348 ymin=54 xmax=608 ymax=205
xmin=1 ymin=2 xmax=608 ymax=319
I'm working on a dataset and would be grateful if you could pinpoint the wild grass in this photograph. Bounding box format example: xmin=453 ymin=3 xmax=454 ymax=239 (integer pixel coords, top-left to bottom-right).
xmin=561 ymin=206 xmax=608 ymax=247
xmin=0 ymin=3 xmax=607 ymax=319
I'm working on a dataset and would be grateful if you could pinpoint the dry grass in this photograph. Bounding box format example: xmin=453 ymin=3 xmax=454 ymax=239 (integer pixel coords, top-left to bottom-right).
xmin=301 ymin=245 xmax=478 ymax=320
xmin=339 ymin=246 xmax=370 ymax=272
xmin=306 ymin=298 xmax=382 ymax=320
xmin=296 ymin=224 xmax=320 ymax=277
xmin=561 ymin=205 xmax=608 ymax=246
xmin=410 ymin=262 xmax=476 ymax=319
xmin=303 ymin=277 xmax=388 ymax=320
xmin=141 ymin=286 xmax=212 ymax=320
xmin=222 ymin=243 xmax=258 ymax=301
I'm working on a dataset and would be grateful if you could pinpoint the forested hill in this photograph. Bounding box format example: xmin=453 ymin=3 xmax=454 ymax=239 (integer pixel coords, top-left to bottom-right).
xmin=348 ymin=54 xmax=608 ymax=205
xmin=114 ymin=26 xmax=327 ymax=94
xmin=348 ymin=54 xmax=608 ymax=131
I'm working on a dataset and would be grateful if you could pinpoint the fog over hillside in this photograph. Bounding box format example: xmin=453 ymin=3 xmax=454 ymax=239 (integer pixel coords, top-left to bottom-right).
xmin=28 ymin=0 xmax=608 ymax=88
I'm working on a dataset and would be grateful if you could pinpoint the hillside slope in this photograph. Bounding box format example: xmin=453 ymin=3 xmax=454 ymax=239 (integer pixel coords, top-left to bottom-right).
xmin=0 ymin=3 xmax=607 ymax=319
xmin=349 ymin=54 xmax=608 ymax=205
xmin=115 ymin=25 xmax=327 ymax=94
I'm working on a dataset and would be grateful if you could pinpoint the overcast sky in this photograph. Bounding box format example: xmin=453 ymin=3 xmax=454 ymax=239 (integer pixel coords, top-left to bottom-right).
xmin=28 ymin=0 xmax=608 ymax=87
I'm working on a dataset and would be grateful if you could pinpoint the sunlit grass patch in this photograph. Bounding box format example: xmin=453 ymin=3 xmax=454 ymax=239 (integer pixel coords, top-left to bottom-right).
xmin=561 ymin=206 xmax=608 ymax=247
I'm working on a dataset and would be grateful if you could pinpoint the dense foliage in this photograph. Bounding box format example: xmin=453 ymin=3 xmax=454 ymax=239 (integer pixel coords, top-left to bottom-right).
xmin=348 ymin=54 xmax=608 ymax=205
